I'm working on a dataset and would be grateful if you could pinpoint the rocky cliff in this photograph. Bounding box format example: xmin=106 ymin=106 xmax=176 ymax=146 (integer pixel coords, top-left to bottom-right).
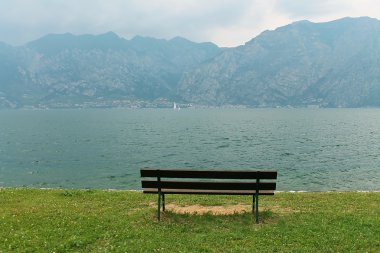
xmin=1 ymin=17 xmax=380 ymax=108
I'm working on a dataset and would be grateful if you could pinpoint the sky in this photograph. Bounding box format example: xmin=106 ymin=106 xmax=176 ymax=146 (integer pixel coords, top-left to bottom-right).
xmin=0 ymin=0 xmax=380 ymax=47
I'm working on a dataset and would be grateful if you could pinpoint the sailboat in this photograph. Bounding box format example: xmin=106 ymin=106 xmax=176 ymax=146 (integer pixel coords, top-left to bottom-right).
xmin=173 ymin=102 xmax=180 ymax=111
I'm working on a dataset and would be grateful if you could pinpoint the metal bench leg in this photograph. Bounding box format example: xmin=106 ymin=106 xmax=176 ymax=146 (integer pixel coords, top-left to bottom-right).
xmin=157 ymin=173 xmax=162 ymax=221
xmin=255 ymin=193 xmax=259 ymax=223
xmin=162 ymin=193 xmax=165 ymax=211
xmin=255 ymin=178 xmax=260 ymax=223
xmin=157 ymin=193 xmax=161 ymax=221
xmin=252 ymin=195 xmax=255 ymax=214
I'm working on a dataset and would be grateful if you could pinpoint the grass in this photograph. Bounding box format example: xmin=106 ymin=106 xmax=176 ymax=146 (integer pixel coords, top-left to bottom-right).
xmin=0 ymin=189 xmax=379 ymax=252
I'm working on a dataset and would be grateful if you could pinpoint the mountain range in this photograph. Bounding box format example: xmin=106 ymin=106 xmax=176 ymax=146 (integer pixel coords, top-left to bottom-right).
xmin=1 ymin=17 xmax=380 ymax=108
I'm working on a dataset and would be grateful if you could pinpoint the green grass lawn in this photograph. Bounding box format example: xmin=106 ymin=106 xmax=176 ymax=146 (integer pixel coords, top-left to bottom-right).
xmin=0 ymin=188 xmax=379 ymax=252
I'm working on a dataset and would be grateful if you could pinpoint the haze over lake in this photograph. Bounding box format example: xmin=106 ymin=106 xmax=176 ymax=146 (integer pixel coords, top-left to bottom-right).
xmin=0 ymin=108 xmax=379 ymax=191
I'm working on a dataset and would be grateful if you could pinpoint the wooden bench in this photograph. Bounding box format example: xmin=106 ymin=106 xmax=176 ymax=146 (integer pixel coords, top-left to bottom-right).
xmin=140 ymin=168 xmax=277 ymax=223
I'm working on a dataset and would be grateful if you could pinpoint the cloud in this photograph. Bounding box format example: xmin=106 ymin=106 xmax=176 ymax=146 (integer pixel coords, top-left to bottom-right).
xmin=0 ymin=0 xmax=253 ymax=46
xmin=274 ymin=0 xmax=380 ymax=22
xmin=0 ymin=0 xmax=380 ymax=47
xmin=274 ymin=0 xmax=348 ymax=18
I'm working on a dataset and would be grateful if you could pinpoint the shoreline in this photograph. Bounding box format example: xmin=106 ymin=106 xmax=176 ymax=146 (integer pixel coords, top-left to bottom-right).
xmin=1 ymin=187 xmax=379 ymax=193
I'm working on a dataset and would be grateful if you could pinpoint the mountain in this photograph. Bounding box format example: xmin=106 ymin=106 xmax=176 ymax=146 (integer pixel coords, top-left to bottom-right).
xmin=0 ymin=42 xmax=36 ymax=108
xmin=179 ymin=17 xmax=380 ymax=107
xmin=26 ymin=32 xmax=130 ymax=55
xmin=1 ymin=17 xmax=380 ymax=108
xmin=0 ymin=33 xmax=222 ymax=108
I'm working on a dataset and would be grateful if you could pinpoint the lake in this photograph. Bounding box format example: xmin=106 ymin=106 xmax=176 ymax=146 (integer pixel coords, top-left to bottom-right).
xmin=0 ymin=108 xmax=379 ymax=191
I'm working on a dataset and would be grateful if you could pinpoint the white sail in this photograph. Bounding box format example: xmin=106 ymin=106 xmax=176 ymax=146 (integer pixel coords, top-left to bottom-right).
xmin=173 ymin=102 xmax=180 ymax=110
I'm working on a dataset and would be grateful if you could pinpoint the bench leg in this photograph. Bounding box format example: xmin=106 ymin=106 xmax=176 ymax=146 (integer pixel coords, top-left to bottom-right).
xmin=162 ymin=193 xmax=165 ymax=211
xmin=252 ymin=195 xmax=255 ymax=214
xmin=255 ymin=193 xmax=259 ymax=223
xmin=157 ymin=193 xmax=161 ymax=221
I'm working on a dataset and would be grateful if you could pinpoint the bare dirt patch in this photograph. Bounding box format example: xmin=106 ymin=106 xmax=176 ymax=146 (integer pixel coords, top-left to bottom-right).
xmin=166 ymin=203 xmax=250 ymax=215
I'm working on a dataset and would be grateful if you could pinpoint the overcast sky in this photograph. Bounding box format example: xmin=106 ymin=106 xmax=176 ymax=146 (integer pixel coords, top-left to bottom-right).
xmin=1 ymin=0 xmax=379 ymax=47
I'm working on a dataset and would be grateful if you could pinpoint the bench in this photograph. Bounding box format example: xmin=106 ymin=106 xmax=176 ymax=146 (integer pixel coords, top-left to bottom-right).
xmin=140 ymin=168 xmax=277 ymax=223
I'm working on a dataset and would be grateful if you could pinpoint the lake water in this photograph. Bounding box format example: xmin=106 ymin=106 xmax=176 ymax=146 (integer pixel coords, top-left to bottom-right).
xmin=0 ymin=108 xmax=379 ymax=191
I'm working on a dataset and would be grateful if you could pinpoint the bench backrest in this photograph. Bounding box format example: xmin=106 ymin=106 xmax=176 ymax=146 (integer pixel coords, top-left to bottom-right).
xmin=141 ymin=168 xmax=277 ymax=192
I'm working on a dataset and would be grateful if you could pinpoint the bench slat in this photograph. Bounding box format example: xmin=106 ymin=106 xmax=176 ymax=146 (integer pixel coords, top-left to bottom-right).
xmin=141 ymin=168 xmax=277 ymax=179
xmin=143 ymin=188 xmax=275 ymax=195
xmin=141 ymin=180 xmax=276 ymax=191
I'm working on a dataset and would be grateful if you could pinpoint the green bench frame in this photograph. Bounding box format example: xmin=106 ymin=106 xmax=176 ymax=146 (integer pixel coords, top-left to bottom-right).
xmin=141 ymin=168 xmax=277 ymax=223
